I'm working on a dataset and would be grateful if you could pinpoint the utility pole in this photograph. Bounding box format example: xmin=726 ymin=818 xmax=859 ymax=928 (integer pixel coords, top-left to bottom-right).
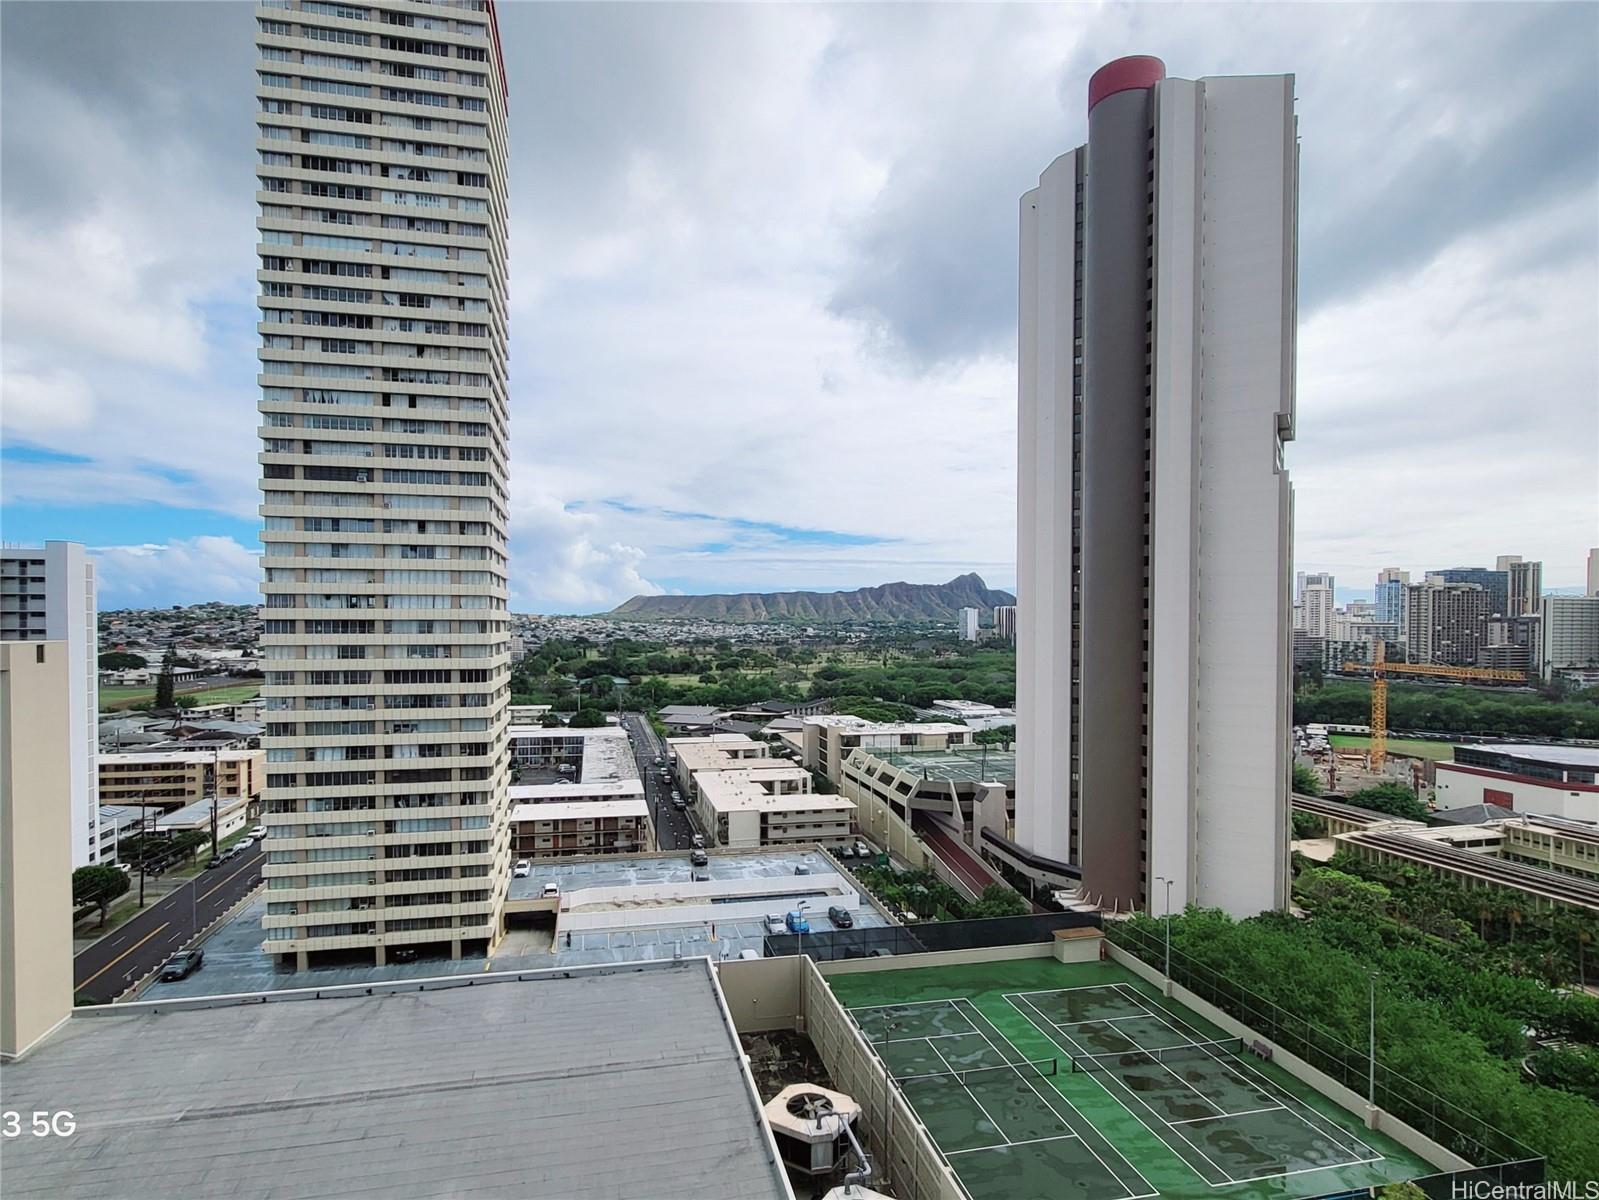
xmin=210 ymin=747 xmax=220 ymax=860
xmin=137 ymin=804 xmax=154 ymax=908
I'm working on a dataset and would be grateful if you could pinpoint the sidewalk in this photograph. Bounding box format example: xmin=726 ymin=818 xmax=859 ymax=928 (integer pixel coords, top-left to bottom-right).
xmin=73 ymin=828 xmax=255 ymax=953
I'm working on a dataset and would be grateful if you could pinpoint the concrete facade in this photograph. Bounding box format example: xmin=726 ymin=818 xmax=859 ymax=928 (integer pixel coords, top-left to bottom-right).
xmin=800 ymin=716 xmax=970 ymax=788
xmin=1016 ymin=59 xmax=1296 ymax=918
xmin=958 ymin=606 xmax=980 ymax=641
xmin=1 ymin=643 xmax=74 ymax=1060
xmin=98 ymin=748 xmax=264 ymax=811
xmin=992 ymin=604 xmax=1017 ymax=642
xmin=1539 ymin=595 xmax=1599 ymax=681
xmin=255 ymin=1 xmax=513 ymax=967
xmin=1406 ymin=581 xmax=1487 ymax=666
xmin=1 ymin=541 xmax=98 ymax=867
xmin=1500 ymin=556 xmax=1542 ymax=618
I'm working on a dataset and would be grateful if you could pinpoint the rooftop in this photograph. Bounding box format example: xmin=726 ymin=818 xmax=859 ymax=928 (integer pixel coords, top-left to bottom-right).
xmin=697 ymin=771 xmax=852 ymax=814
xmin=97 ymin=748 xmax=260 ymax=765
xmin=862 ymin=746 xmax=1018 ymax=785
xmin=510 ymin=797 xmax=650 ymax=822
xmin=156 ymin=793 xmax=250 ymax=829
xmin=804 ymin=715 xmax=969 ymax=735
xmin=4 ymin=961 xmax=791 ymax=1200
xmin=509 ymin=778 xmax=644 ymax=801
xmin=1459 ymin=743 xmax=1599 ymax=769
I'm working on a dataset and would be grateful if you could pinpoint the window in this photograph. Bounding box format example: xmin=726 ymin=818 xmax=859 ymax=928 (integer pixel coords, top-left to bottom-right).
xmin=304 ymin=25 xmax=369 ymax=46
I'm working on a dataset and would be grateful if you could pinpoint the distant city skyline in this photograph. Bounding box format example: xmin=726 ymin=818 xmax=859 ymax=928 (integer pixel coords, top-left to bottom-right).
xmin=2 ymin=3 xmax=1595 ymax=612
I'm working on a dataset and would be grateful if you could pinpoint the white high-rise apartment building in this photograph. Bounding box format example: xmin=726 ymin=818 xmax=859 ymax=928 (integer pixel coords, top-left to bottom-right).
xmin=1497 ymin=556 xmax=1542 ymax=618
xmin=1539 ymin=596 xmax=1599 ymax=681
xmin=959 ymin=606 xmax=980 ymax=641
xmin=255 ymin=0 xmax=511 ymax=970
xmin=1588 ymin=549 xmax=1599 ymax=597
xmin=1 ymin=542 xmax=98 ymax=867
xmin=1301 ymin=573 xmax=1335 ymax=639
xmin=1017 ymin=56 xmax=1296 ymax=918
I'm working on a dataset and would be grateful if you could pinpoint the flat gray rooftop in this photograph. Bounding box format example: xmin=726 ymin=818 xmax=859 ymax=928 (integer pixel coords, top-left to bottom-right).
xmin=4 ymin=962 xmax=791 ymax=1200
xmin=873 ymin=747 xmax=1017 ymax=785
xmin=139 ymin=853 xmax=891 ymax=998
xmin=506 ymin=848 xmax=840 ymax=899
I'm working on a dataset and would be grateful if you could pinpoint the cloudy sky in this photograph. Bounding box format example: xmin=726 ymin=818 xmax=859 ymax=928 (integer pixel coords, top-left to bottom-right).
xmin=2 ymin=2 xmax=1595 ymax=612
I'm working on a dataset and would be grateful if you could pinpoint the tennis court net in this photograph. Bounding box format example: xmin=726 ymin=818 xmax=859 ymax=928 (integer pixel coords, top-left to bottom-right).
xmin=896 ymin=1057 xmax=1058 ymax=1088
xmin=1071 ymin=1038 xmax=1244 ymax=1074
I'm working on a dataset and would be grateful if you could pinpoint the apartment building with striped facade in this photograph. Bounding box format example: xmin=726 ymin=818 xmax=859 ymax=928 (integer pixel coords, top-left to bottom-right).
xmin=254 ymin=0 xmax=511 ymax=969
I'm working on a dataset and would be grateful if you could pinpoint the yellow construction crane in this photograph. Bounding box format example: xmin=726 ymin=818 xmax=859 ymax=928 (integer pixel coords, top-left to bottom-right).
xmin=1339 ymin=641 xmax=1526 ymax=771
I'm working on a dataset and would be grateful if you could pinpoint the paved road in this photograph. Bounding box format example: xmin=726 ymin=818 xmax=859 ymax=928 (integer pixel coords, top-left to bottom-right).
xmin=620 ymin=712 xmax=701 ymax=850
xmin=73 ymin=844 xmax=264 ymax=1003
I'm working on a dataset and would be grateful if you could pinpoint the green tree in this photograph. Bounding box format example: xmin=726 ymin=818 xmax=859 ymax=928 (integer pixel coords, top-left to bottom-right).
xmin=967 ymin=883 xmax=1028 ymax=918
xmin=1291 ymin=762 xmax=1323 ymax=797
xmin=72 ymin=865 xmax=130 ymax=927
xmin=540 ymin=713 xmax=564 ymax=728
xmin=1291 ymin=810 xmax=1326 ymax=840
xmin=154 ymin=649 xmax=177 ymax=709
xmin=98 ymin=651 xmax=145 ymax=671
xmin=1345 ymin=781 xmax=1428 ymax=822
xmin=568 ymin=707 xmax=609 ymax=729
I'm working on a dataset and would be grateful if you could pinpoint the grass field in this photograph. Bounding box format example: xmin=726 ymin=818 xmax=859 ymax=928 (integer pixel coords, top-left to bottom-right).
xmin=99 ymin=682 xmax=261 ymax=712
xmin=1328 ymin=734 xmax=1457 ymax=761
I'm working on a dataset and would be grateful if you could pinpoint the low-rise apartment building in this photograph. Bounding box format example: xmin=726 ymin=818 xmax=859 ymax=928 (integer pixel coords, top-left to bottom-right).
xmin=507 ymin=725 xmax=649 ymax=858
xmin=509 ymin=725 xmax=637 ymax=782
xmin=800 ymin=715 xmax=970 ymax=787
xmin=666 ymin=734 xmax=855 ymax=849
xmin=510 ymin=798 xmax=651 ymax=859
xmin=668 ymin=734 xmax=773 ymax=795
xmin=97 ymin=748 xmax=263 ymax=813
xmin=695 ymin=768 xmax=851 ymax=849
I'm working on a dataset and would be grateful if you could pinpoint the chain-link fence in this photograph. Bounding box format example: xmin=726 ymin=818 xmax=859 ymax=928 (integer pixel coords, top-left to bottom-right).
xmin=764 ymin=910 xmax=1101 ymax=961
xmin=1108 ymin=921 xmax=1544 ymax=1192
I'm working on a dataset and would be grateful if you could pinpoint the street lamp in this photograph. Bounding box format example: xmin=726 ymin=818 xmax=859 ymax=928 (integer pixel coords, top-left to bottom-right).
xmin=1368 ymin=970 xmax=1378 ymax=1110
xmin=1153 ymin=875 xmax=1174 ymax=986
xmin=796 ymin=900 xmax=811 ymax=960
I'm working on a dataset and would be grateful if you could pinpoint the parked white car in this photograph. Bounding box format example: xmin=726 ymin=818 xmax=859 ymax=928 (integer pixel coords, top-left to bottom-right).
xmin=512 ymin=860 xmax=531 ymax=878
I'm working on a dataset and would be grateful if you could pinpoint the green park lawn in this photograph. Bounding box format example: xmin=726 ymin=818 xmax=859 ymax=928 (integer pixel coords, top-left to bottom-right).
xmin=1327 ymin=733 xmax=1458 ymax=761
xmin=99 ymin=682 xmax=261 ymax=712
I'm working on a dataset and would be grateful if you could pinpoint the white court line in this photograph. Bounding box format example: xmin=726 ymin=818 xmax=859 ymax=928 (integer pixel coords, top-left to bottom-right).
xmin=1170 ymin=1106 xmax=1286 ymax=1125
xmin=1005 ymin=991 xmax=1238 ymax=1190
xmin=952 ymin=997 xmax=1157 ymax=1200
xmin=946 ymin=1133 xmax=1083 ymax=1157
xmin=924 ymin=1035 xmax=1010 ymax=1147
xmin=1110 ymin=983 xmax=1385 ymax=1165
xmin=1057 ymin=1013 xmax=1164 ymax=1027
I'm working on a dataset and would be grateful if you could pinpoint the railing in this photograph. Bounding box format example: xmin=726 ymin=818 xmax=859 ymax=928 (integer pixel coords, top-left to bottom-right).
xmin=1107 ymin=921 xmax=1544 ymax=1184
xmin=765 ymin=910 xmax=1101 ymax=961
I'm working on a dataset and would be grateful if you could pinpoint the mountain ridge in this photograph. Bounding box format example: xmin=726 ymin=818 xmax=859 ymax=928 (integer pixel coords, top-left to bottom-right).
xmin=608 ymin=573 xmax=1015 ymax=623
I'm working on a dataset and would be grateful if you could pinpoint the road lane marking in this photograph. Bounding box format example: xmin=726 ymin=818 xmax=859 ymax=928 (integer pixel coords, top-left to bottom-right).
xmin=78 ymin=922 xmax=171 ymax=990
xmin=199 ymin=852 xmax=261 ymax=903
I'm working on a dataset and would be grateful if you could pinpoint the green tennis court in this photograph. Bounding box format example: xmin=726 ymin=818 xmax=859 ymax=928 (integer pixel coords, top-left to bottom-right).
xmin=1008 ymin=982 xmax=1382 ymax=1185
xmin=829 ymin=958 xmax=1434 ymax=1200
xmin=850 ymin=997 xmax=1156 ymax=1200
